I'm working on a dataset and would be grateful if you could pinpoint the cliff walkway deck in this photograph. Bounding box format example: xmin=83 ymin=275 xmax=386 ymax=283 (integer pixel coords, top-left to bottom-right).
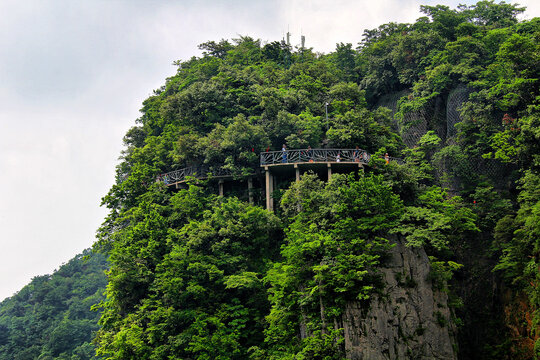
xmin=157 ymin=148 xmax=403 ymax=210
xmin=157 ymin=165 xmax=241 ymax=187
xmin=260 ymin=148 xmax=402 ymax=210
xmin=261 ymin=148 xmax=369 ymax=166
xmin=260 ymin=148 xmax=402 ymax=166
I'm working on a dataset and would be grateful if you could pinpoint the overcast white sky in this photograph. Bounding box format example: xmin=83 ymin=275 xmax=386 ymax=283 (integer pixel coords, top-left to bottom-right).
xmin=0 ymin=0 xmax=538 ymax=301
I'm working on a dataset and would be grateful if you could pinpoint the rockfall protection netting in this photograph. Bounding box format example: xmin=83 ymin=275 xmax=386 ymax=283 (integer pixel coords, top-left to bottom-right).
xmin=434 ymin=155 xmax=511 ymax=191
xmin=376 ymin=90 xmax=429 ymax=147
xmin=376 ymin=87 xmax=510 ymax=189
xmin=375 ymin=90 xmax=410 ymax=124
xmin=446 ymin=86 xmax=471 ymax=140
xmin=376 ymin=86 xmax=473 ymax=147
xmin=400 ymin=106 xmax=430 ymax=148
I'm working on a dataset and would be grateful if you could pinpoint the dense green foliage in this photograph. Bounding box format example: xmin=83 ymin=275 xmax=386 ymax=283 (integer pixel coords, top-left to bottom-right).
xmin=0 ymin=250 xmax=108 ymax=360
xmin=261 ymin=174 xmax=403 ymax=358
xmin=1 ymin=1 xmax=534 ymax=359
xmin=93 ymin=2 xmax=540 ymax=358
xmin=95 ymin=187 xmax=281 ymax=359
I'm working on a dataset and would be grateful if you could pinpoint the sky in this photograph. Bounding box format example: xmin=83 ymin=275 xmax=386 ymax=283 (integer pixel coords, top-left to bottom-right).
xmin=0 ymin=0 xmax=538 ymax=301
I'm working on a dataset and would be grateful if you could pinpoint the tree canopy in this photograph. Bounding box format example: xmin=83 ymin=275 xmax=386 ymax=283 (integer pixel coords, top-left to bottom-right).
xmin=0 ymin=250 xmax=108 ymax=360
xmin=4 ymin=1 xmax=539 ymax=359
xmin=95 ymin=2 xmax=540 ymax=357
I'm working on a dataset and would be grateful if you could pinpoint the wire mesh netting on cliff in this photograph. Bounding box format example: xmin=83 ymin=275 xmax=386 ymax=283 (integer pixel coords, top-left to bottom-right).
xmin=434 ymin=155 xmax=512 ymax=191
xmin=446 ymin=86 xmax=471 ymax=140
xmin=376 ymin=90 xmax=428 ymax=147
xmin=400 ymin=107 xmax=430 ymax=148
xmin=375 ymin=90 xmax=410 ymax=124
xmin=377 ymin=86 xmax=473 ymax=147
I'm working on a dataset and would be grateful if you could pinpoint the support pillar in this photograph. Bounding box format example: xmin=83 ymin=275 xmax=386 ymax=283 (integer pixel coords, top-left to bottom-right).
xmin=294 ymin=164 xmax=300 ymax=182
xmin=248 ymin=177 xmax=254 ymax=205
xmin=265 ymin=166 xmax=274 ymax=211
xmin=219 ymin=180 xmax=224 ymax=197
xmin=327 ymin=163 xmax=332 ymax=180
xmin=175 ymin=182 xmax=188 ymax=190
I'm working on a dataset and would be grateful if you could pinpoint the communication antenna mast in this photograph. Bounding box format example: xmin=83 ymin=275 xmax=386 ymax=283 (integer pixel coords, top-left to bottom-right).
xmin=286 ymin=26 xmax=291 ymax=46
xmin=301 ymin=35 xmax=305 ymax=49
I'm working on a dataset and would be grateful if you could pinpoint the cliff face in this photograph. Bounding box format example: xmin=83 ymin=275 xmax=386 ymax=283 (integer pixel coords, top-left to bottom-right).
xmin=94 ymin=8 xmax=540 ymax=357
xmin=502 ymin=290 xmax=537 ymax=358
xmin=340 ymin=240 xmax=456 ymax=359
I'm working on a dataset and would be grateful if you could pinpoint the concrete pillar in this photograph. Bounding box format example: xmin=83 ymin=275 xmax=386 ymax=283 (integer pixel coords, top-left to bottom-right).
xmin=248 ymin=177 xmax=254 ymax=205
xmin=219 ymin=180 xmax=224 ymax=197
xmin=295 ymin=164 xmax=300 ymax=182
xmin=175 ymin=182 xmax=188 ymax=190
xmin=327 ymin=163 xmax=332 ymax=181
xmin=265 ymin=167 xmax=273 ymax=211
xmin=270 ymin=172 xmax=274 ymax=211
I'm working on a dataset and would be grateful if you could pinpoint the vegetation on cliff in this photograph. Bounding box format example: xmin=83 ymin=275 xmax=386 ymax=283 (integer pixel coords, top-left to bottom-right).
xmin=2 ymin=1 xmax=538 ymax=359
xmin=93 ymin=1 xmax=539 ymax=358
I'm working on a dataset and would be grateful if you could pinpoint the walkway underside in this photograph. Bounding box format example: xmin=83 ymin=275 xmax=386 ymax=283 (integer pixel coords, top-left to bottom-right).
xmin=156 ymin=149 xmax=402 ymax=211
xmin=263 ymin=161 xmax=364 ymax=211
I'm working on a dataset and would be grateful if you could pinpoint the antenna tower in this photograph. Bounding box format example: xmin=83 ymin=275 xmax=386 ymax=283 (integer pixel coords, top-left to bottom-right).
xmin=286 ymin=28 xmax=291 ymax=46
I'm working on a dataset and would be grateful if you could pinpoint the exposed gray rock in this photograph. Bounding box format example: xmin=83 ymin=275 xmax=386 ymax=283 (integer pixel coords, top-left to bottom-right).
xmin=341 ymin=240 xmax=457 ymax=360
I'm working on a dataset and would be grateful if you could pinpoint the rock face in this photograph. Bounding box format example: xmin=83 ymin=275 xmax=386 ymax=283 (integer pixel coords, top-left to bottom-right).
xmin=341 ymin=240 xmax=457 ymax=359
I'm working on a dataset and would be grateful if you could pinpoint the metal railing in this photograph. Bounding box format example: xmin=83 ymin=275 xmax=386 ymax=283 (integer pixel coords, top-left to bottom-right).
xmin=157 ymin=165 xmax=233 ymax=185
xmin=157 ymin=149 xmax=404 ymax=185
xmin=260 ymin=148 xmax=403 ymax=166
xmin=260 ymin=148 xmax=369 ymax=165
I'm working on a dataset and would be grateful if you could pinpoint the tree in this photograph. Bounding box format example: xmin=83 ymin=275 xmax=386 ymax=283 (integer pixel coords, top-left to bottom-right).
xmin=264 ymin=174 xmax=403 ymax=358
xmin=0 ymin=250 xmax=108 ymax=360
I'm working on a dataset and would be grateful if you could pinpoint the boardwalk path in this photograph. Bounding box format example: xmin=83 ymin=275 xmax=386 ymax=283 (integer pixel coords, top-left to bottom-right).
xmin=157 ymin=148 xmax=403 ymax=186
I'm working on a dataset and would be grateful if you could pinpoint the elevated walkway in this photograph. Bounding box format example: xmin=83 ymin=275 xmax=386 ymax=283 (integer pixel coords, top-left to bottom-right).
xmin=157 ymin=148 xmax=403 ymax=210
xmin=157 ymin=165 xmax=253 ymax=188
xmin=261 ymin=149 xmax=367 ymax=211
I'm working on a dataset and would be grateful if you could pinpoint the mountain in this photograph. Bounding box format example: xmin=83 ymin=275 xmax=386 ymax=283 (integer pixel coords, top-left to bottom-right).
xmin=5 ymin=1 xmax=540 ymax=359
xmin=0 ymin=250 xmax=108 ymax=360
xmin=93 ymin=2 xmax=539 ymax=358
